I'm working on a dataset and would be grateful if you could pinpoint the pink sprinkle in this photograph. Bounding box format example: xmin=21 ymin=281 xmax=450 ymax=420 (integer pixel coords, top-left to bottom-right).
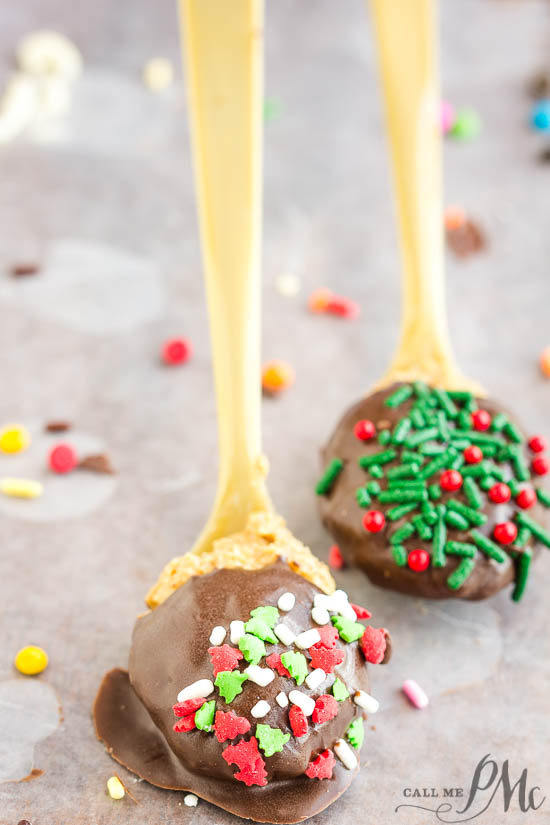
xmin=440 ymin=100 xmax=455 ymax=134
xmin=402 ymin=679 xmax=429 ymax=709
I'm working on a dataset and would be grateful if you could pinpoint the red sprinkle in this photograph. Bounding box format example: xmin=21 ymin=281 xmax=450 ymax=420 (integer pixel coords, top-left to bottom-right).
xmin=440 ymin=469 xmax=463 ymax=492
xmin=173 ymin=698 xmax=206 ymax=717
xmin=351 ymin=603 xmax=372 ymax=620
xmin=222 ymin=737 xmax=267 ymax=786
xmin=312 ymin=694 xmax=339 ymax=725
xmin=305 ymin=749 xmax=336 ymax=780
xmin=532 ymin=456 xmax=549 ymax=476
xmin=173 ymin=713 xmax=197 ymax=733
xmin=464 ymin=445 xmax=483 ymax=464
xmin=326 ymin=296 xmax=361 ymax=319
xmin=408 ymin=548 xmax=430 ymax=572
xmin=48 ymin=443 xmax=78 ymax=474
xmin=289 ymin=705 xmax=308 ymax=737
xmin=489 ymin=482 xmax=511 ymax=504
xmin=266 ymin=652 xmax=291 ymax=677
xmin=472 ymin=409 xmax=491 ymax=431
xmin=360 ymin=626 xmax=387 ymax=664
xmin=208 ymin=644 xmax=243 ymax=676
xmin=516 ymin=488 xmax=536 ymax=509
xmin=311 ymin=625 xmax=339 ymax=650
xmin=354 ymin=419 xmax=376 ymax=441
xmin=328 ymin=544 xmax=345 ymax=570
xmin=214 ymin=710 xmax=251 ymax=743
xmin=363 ymin=510 xmax=386 ymax=532
xmin=162 ymin=336 xmax=192 ymax=366
xmin=528 ymin=435 xmax=547 ymax=453
xmin=309 ymin=646 xmax=345 ymax=674
xmin=493 ymin=522 xmax=518 ymax=545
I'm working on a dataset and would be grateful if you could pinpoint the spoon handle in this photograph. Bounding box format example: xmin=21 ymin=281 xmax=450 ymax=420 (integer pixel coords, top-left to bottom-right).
xmin=369 ymin=0 xmax=481 ymax=392
xmin=181 ymin=0 xmax=271 ymax=552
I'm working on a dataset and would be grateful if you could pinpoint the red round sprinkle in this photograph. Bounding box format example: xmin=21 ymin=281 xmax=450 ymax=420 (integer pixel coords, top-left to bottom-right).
xmin=532 ymin=456 xmax=549 ymax=476
xmin=289 ymin=705 xmax=308 ymax=738
xmin=328 ymin=544 xmax=345 ymax=569
xmin=173 ymin=697 xmax=206 ymax=717
xmin=363 ymin=510 xmax=386 ymax=532
xmin=493 ymin=522 xmax=518 ymax=545
xmin=360 ymin=626 xmax=387 ymax=664
xmin=464 ymin=445 xmax=483 ymax=464
xmin=407 ymin=548 xmax=430 ymax=572
xmin=309 ymin=646 xmax=345 ymax=674
xmin=312 ymin=694 xmax=339 ymax=725
xmin=48 ymin=443 xmax=78 ymax=474
xmin=208 ymin=644 xmax=243 ymax=676
xmin=351 ymin=603 xmax=372 ymax=620
xmin=214 ymin=710 xmax=251 ymax=743
xmin=310 ymin=625 xmax=339 ymax=650
xmin=162 ymin=336 xmax=192 ymax=366
xmin=472 ymin=409 xmax=491 ymax=431
xmin=354 ymin=419 xmax=376 ymax=441
xmin=528 ymin=435 xmax=547 ymax=453
xmin=440 ymin=469 xmax=463 ymax=492
xmin=488 ymin=482 xmax=511 ymax=504
xmin=516 ymin=488 xmax=536 ymax=509
xmin=266 ymin=652 xmax=291 ymax=677
xmin=305 ymin=749 xmax=335 ymax=780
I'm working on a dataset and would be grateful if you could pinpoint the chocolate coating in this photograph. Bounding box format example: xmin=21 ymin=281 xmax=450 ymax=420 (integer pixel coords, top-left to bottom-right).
xmin=94 ymin=561 xmax=387 ymax=823
xmin=319 ymin=384 xmax=545 ymax=601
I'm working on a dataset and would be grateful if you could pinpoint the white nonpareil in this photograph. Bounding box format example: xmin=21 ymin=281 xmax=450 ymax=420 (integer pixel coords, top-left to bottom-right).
xmin=244 ymin=665 xmax=275 ymax=687
xmin=288 ymin=690 xmax=315 ymax=717
xmin=274 ymin=623 xmax=296 ymax=646
xmin=334 ymin=738 xmax=358 ymax=770
xmin=311 ymin=606 xmax=330 ymax=625
xmin=177 ymin=679 xmax=214 ymax=703
xmin=305 ymin=668 xmax=326 ymax=690
xmin=209 ymin=625 xmax=226 ymax=646
xmin=277 ymin=591 xmax=295 ymax=611
xmin=251 ymin=700 xmax=271 ymax=718
xmin=354 ymin=690 xmax=379 ymax=714
xmin=184 ymin=793 xmax=199 ymax=807
xmin=230 ymin=620 xmax=245 ymax=644
xmin=294 ymin=628 xmax=321 ymax=649
xmin=275 ymin=691 xmax=289 ymax=708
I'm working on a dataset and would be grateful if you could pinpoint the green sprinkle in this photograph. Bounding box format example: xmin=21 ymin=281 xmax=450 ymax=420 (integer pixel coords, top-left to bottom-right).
xmin=215 ymin=670 xmax=248 ymax=703
xmin=402 ymin=450 xmax=423 ymax=464
xmin=413 ymin=380 xmax=431 ymax=402
xmin=390 ymin=522 xmax=416 ymax=545
xmin=432 ymin=388 xmax=458 ymax=419
xmin=512 ymin=549 xmax=532 ymax=602
xmin=256 ymin=724 xmax=290 ymax=757
xmin=387 ymin=502 xmax=418 ymax=521
xmin=378 ymin=429 xmax=392 ymax=446
xmin=463 ymin=477 xmax=483 ymax=509
xmin=412 ymin=514 xmax=433 ymax=540
xmin=445 ymin=541 xmax=476 ymax=558
xmin=346 ymin=718 xmax=364 ymax=750
xmin=392 ymin=544 xmax=408 ymax=566
xmin=356 ymin=486 xmax=372 ymax=508
xmin=392 ymin=417 xmax=411 ymax=445
xmin=280 ymin=651 xmax=308 ymax=685
xmin=370 ymin=464 xmax=384 ymax=479
xmin=448 ymin=452 xmax=465 ymax=471
xmin=359 ymin=449 xmax=397 ymax=468
xmin=438 ymin=410 xmax=450 ymax=442
xmin=385 ymin=384 xmax=413 ymax=407
xmin=332 ymin=615 xmax=365 ymax=643
xmin=250 ymin=606 xmax=279 ymax=627
xmin=195 ymin=700 xmax=216 ymax=731
xmin=484 ymin=462 xmax=505 ymax=481
xmin=263 ymin=97 xmax=282 ymax=121
xmin=491 ymin=412 xmax=508 ymax=432
xmin=366 ymin=480 xmax=381 ymax=495
xmin=462 ymin=460 xmax=492 ymax=478
xmin=379 ymin=488 xmax=426 ymax=504
xmin=464 ymin=396 xmax=478 ymax=412
xmin=447 ymin=499 xmax=488 ymax=526
xmin=432 ymin=505 xmax=447 ymax=567
xmin=516 ymin=512 xmax=550 ymax=548
xmin=537 ymin=488 xmax=550 ymax=508
xmin=332 ymin=678 xmax=350 ymax=701
xmin=514 ymin=526 xmax=531 ymax=549
xmin=504 ymin=420 xmax=524 ymax=444
xmin=316 ymin=459 xmax=343 ymax=495
xmin=387 ymin=463 xmax=419 ymax=480
xmin=508 ymin=478 xmax=521 ymax=497
xmin=470 ymin=530 xmax=507 ymax=563
xmin=428 ymin=483 xmax=442 ymax=501
xmin=417 ymin=450 xmax=456 ymax=481
xmin=421 ymin=500 xmax=438 ymax=525
xmin=238 ymin=633 xmax=266 ymax=665
xmin=419 ymin=442 xmax=446 ymax=456
xmin=448 ymin=390 xmax=473 ymax=403
xmin=480 ymin=443 xmax=497 ymax=457
xmin=453 ymin=431 xmax=505 ymax=449
xmin=388 ymin=479 xmax=425 ymax=490
xmin=457 ymin=409 xmax=473 ymax=430
xmin=244 ymin=617 xmax=277 ymax=644
xmin=447 ymin=558 xmax=476 ymax=590
xmin=509 ymin=446 xmax=530 ymax=482
xmin=410 ymin=407 xmax=426 ymax=429
xmin=445 ymin=510 xmax=471 ymax=531
xmin=451 ymin=438 xmax=471 ymax=450
xmin=480 ymin=476 xmax=497 ymax=491
xmin=405 ymin=427 xmax=439 ymax=448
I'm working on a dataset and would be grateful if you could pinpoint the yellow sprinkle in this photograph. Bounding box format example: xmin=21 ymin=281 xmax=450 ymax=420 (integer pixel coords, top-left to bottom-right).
xmin=143 ymin=57 xmax=174 ymax=91
xmin=0 ymin=425 xmax=30 ymax=454
xmin=107 ymin=775 xmax=125 ymax=800
xmin=1 ymin=477 xmax=43 ymax=498
xmin=14 ymin=645 xmax=49 ymax=675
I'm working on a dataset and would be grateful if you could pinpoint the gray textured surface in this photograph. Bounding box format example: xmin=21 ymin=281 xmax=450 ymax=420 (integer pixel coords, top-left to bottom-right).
xmin=1 ymin=0 xmax=549 ymax=823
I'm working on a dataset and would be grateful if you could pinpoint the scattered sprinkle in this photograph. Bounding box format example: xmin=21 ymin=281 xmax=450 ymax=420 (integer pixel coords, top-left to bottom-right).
xmin=107 ymin=775 xmax=125 ymax=800
xmin=48 ymin=442 xmax=78 ymax=474
xmin=540 ymin=346 xmax=550 ymax=377
xmin=79 ymin=453 xmax=115 ymax=474
xmin=250 ymin=700 xmax=271 ymax=718
xmin=177 ymin=679 xmax=214 ymax=703
xmin=311 ymin=606 xmax=330 ymax=625
xmin=449 ymin=108 xmax=481 ymax=140
xmin=184 ymin=793 xmax=199 ymax=807
xmin=305 ymin=667 xmax=327 ymax=691
xmin=277 ymin=592 xmax=295 ymax=612
xmin=294 ymin=628 xmax=321 ymax=649
xmin=244 ymin=664 xmax=275 ymax=687
xmin=14 ymin=645 xmax=48 ymax=675
xmin=162 ymin=336 xmax=192 ymax=366
xmin=262 ymin=359 xmax=295 ymax=395
xmin=316 ymin=458 xmax=344 ymax=495
xmin=289 ymin=690 xmax=315 ymax=717
xmin=334 ymin=738 xmax=358 ymax=770
xmin=353 ymin=690 xmax=379 ymax=714
xmin=143 ymin=57 xmax=174 ymax=91
xmin=275 ymin=272 xmax=301 ymax=297
xmin=328 ymin=543 xmax=345 ymax=569
xmin=209 ymin=625 xmax=226 ymax=646
xmin=276 ymin=691 xmax=289 ymax=708
xmin=45 ymin=420 xmax=71 ymax=432
xmin=10 ymin=262 xmax=40 ymax=277
xmin=230 ymin=620 xmax=245 ymax=644
xmin=402 ymin=678 xmax=429 ymax=709
xmin=359 ymin=626 xmax=387 ymax=664
xmin=346 ymin=717 xmax=364 ymax=749
xmin=0 ymin=424 xmax=30 ymax=454
xmin=332 ymin=677 xmax=350 ymax=702
xmin=308 ymin=287 xmax=360 ymax=319
xmin=274 ymin=623 xmax=296 ymax=647
xmin=1 ymin=477 xmax=43 ymax=499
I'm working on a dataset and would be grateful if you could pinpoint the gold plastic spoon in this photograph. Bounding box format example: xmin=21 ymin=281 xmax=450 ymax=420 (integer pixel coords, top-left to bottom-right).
xmin=369 ymin=0 xmax=484 ymax=395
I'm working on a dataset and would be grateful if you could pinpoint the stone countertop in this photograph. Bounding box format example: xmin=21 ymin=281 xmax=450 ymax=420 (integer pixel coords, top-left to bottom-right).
xmin=0 ymin=1 xmax=549 ymax=824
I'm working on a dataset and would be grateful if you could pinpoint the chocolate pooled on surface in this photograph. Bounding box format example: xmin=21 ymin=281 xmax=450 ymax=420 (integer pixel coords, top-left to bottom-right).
xmin=94 ymin=561 xmax=390 ymax=824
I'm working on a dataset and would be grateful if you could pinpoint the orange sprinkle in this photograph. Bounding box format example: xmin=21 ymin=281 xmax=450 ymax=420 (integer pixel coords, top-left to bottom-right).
xmin=444 ymin=206 xmax=467 ymax=231
xmin=540 ymin=346 xmax=550 ymax=377
xmin=308 ymin=287 xmax=333 ymax=314
xmin=262 ymin=360 xmax=295 ymax=395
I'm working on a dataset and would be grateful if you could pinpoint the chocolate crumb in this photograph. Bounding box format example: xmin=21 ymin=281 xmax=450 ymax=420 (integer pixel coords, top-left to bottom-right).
xmin=528 ymin=70 xmax=550 ymax=100
xmin=377 ymin=419 xmax=391 ymax=429
xmin=18 ymin=820 xmax=32 ymax=825
xmin=446 ymin=219 xmax=486 ymax=258
xmin=45 ymin=420 xmax=72 ymax=433
xmin=10 ymin=263 xmax=40 ymax=277
xmin=538 ymin=146 xmax=550 ymax=164
xmin=79 ymin=453 xmax=115 ymax=474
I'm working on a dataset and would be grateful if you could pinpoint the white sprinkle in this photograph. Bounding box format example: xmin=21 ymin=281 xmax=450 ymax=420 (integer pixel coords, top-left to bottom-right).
xmin=295 ymin=629 xmax=321 ymax=649
xmin=251 ymin=700 xmax=271 ymax=718
xmin=143 ymin=57 xmax=174 ymax=92
xmin=177 ymin=679 xmax=214 ymax=703
xmin=313 ymin=593 xmax=335 ymax=610
xmin=354 ymin=690 xmax=379 ymax=714
xmin=245 ymin=665 xmax=275 ymax=687
xmin=278 ymin=591 xmax=295 ymax=611
xmin=305 ymin=668 xmax=326 ymax=690
xmin=209 ymin=625 xmax=226 ymax=646
xmin=311 ymin=606 xmax=330 ymax=625
xmin=107 ymin=775 xmax=125 ymax=799
xmin=276 ymin=691 xmax=289 ymax=708
xmin=274 ymin=623 xmax=296 ymax=646
xmin=289 ymin=690 xmax=315 ymax=716
xmin=184 ymin=793 xmax=199 ymax=807
xmin=230 ymin=620 xmax=245 ymax=644
xmin=275 ymin=272 xmax=301 ymax=297
xmin=334 ymin=738 xmax=358 ymax=770
xmin=333 ymin=590 xmax=357 ymax=621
